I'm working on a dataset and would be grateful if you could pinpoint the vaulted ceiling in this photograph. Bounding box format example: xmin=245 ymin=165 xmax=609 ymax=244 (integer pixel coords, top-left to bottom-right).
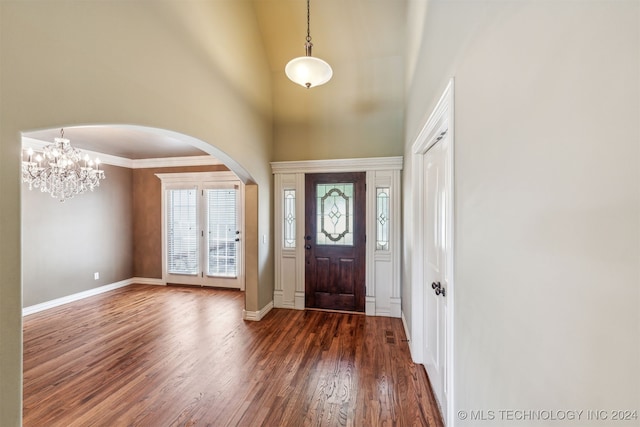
xmin=23 ymin=0 xmax=408 ymax=160
xmin=255 ymin=0 xmax=406 ymax=122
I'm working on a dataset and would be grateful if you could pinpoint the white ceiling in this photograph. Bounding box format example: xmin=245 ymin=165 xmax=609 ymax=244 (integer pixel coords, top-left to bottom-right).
xmin=23 ymin=125 xmax=207 ymax=160
xmin=22 ymin=0 xmax=407 ymax=160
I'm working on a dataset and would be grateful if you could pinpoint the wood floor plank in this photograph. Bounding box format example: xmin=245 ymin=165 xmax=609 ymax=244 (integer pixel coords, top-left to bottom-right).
xmin=23 ymin=284 xmax=443 ymax=426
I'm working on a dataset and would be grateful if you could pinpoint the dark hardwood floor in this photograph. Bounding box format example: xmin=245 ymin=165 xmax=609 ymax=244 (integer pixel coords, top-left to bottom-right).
xmin=23 ymin=284 xmax=443 ymax=426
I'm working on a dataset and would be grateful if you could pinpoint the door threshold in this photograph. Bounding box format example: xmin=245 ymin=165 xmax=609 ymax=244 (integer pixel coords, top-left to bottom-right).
xmin=305 ymin=307 xmax=365 ymax=315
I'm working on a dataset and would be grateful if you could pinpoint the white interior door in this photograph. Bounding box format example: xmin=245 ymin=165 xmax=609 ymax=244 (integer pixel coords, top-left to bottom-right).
xmin=423 ymin=135 xmax=451 ymax=420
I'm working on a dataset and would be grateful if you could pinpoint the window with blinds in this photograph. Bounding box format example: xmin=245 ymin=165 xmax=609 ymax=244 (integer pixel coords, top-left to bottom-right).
xmin=167 ymin=188 xmax=199 ymax=275
xmin=206 ymin=188 xmax=238 ymax=277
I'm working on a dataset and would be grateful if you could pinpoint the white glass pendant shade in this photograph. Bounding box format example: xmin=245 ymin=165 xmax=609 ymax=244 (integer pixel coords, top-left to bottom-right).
xmin=285 ymin=56 xmax=333 ymax=88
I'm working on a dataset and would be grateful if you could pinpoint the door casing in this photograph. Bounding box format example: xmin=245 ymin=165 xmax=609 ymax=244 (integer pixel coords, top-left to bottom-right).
xmin=410 ymin=78 xmax=455 ymax=425
xmin=272 ymin=157 xmax=403 ymax=317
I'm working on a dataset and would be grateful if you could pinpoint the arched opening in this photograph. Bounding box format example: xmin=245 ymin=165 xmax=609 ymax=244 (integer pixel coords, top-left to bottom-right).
xmin=20 ymin=124 xmax=259 ymax=315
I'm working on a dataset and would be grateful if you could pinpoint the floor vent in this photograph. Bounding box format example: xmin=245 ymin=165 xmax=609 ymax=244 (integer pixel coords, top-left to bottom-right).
xmin=385 ymin=330 xmax=396 ymax=344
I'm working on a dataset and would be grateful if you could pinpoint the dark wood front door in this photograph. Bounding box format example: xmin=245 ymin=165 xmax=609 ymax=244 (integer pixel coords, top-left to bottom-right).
xmin=305 ymin=172 xmax=366 ymax=312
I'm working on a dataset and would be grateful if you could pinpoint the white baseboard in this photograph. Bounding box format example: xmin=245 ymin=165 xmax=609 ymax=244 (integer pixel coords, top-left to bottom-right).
xmin=23 ymin=277 xmax=164 ymax=316
xmin=131 ymin=277 xmax=165 ymax=286
xmin=365 ymin=296 xmax=376 ymax=316
xmin=23 ymin=278 xmax=133 ymax=316
xmin=273 ymin=290 xmax=284 ymax=308
xmin=390 ymin=297 xmax=402 ymax=318
xmin=294 ymin=292 xmax=305 ymax=310
xmin=243 ymin=300 xmax=274 ymax=321
xmin=401 ymin=310 xmax=417 ymax=361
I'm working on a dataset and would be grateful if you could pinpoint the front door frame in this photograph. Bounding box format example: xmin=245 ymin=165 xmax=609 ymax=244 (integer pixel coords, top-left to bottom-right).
xmin=411 ymin=78 xmax=455 ymax=425
xmin=272 ymin=157 xmax=403 ymax=317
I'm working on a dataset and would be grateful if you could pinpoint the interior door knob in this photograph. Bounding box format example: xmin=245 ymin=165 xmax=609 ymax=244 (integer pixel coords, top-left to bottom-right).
xmin=432 ymin=281 xmax=442 ymax=296
xmin=305 ymin=244 xmax=311 ymax=250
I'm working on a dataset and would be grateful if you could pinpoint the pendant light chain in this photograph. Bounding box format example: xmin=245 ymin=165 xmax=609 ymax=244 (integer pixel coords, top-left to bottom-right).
xmin=306 ymin=0 xmax=311 ymax=43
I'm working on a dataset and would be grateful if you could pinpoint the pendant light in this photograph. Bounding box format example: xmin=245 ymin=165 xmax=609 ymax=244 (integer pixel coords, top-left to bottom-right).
xmin=285 ymin=0 xmax=333 ymax=89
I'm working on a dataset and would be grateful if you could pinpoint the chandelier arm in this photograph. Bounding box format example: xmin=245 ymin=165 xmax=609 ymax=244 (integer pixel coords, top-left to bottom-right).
xmin=27 ymin=170 xmax=41 ymax=180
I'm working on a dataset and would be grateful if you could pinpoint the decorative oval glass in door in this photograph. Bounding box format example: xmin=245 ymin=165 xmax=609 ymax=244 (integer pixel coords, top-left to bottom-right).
xmin=316 ymin=183 xmax=354 ymax=246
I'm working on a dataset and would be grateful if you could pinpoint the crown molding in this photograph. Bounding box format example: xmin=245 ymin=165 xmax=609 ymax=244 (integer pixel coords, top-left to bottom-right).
xmin=132 ymin=155 xmax=222 ymax=169
xmin=21 ymin=137 xmax=133 ymax=168
xmin=21 ymin=137 xmax=221 ymax=169
xmin=270 ymin=156 xmax=403 ymax=174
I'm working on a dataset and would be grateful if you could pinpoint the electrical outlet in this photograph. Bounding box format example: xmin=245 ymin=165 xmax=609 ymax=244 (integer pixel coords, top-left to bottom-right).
xmin=94 ymin=272 xmax=99 ymax=280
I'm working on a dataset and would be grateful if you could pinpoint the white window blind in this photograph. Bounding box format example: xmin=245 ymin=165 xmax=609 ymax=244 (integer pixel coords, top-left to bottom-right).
xmin=207 ymin=188 xmax=238 ymax=277
xmin=167 ymin=188 xmax=199 ymax=275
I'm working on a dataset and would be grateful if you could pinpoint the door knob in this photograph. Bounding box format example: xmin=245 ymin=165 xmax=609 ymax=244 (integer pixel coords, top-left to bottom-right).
xmin=305 ymin=244 xmax=311 ymax=250
xmin=432 ymin=281 xmax=443 ymax=296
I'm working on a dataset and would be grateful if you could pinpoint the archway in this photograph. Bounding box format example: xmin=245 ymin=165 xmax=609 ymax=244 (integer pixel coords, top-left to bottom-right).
xmin=20 ymin=124 xmax=259 ymax=315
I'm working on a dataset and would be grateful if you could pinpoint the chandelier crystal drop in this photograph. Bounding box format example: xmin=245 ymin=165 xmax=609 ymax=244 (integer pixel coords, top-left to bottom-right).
xmin=285 ymin=0 xmax=332 ymax=88
xmin=22 ymin=128 xmax=106 ymax=202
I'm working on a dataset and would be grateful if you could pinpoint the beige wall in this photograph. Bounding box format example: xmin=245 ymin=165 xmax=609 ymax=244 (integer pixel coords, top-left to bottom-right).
xmin=133 ymin=165 xmax=230 ymax=279
xmin=0 ymin=1 xmax=273 ymax=424
xmin=404 ymin=1 xmax=639 ymax=425
xmin=273 ymin=112 xmax=404 ymax=161
xmin=271 ymin=49 xmax=404 ymax=161
xmin=22 ymin=165 xmax=133 ymax=307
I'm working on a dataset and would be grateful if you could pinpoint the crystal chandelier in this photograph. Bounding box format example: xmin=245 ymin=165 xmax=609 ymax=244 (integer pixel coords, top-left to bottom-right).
xmin=22 ymin=129 xmax=106 ymax=202
xmin=285 ymin=0 xmax=332 ymax=88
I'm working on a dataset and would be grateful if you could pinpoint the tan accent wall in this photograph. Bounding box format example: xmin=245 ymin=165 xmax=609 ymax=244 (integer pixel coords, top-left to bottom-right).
xmin=132 ymin=165 xmax=229 ymax=279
